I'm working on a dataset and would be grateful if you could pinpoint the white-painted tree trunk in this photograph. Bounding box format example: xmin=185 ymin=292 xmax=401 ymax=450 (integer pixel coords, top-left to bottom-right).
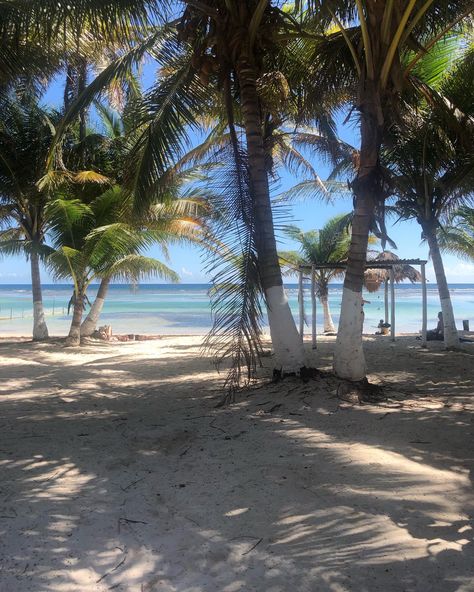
xmin=30 ymin=252 xmax=49 ymax=341
xmin=33 ymin=301 xmax=48 ymax=340
xmin=320 ymin=289 xmax=335 ymax=333
xmin=439 ymin=294 xmax=459 ymax=347
xmin=81 ymin=297 xmax=105 ymax=336
xmin=333 ymin=80 xmax=381 ymax=382
xmin=266 ymin=285 xmax=306 ymax=372
xmin=237 ymin=56 xmax=305 ymax=373
xmin=333 ymin=288 xmax=366 ymax=381
xmin=426 ymin=228 xmax=459 ymax=348
xmin=81 ymin=277 xmax=110 ymax=336
xmin=65 ymin=291 xmax=84 ymax=347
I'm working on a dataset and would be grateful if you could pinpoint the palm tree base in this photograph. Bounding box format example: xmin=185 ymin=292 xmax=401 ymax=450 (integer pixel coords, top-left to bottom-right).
xmin=333 ymin=288 xmax=366 ymax=381
xmin=32 ymin=328 xmax=49 ymax=342
xmin=337 ymin=377 xmax=384 ymax=405
xmin=266 ymin=285 xmax=306 ymax=371
xmin=65 ymin=335 xmax=81 ymax=347
xmin=32 ymin=302 xmax=49 ymax=341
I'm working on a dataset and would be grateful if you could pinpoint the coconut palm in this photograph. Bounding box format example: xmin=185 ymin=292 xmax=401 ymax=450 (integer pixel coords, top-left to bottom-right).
xmin=307 ymin=1 xmax=474 ymax=380
xmin=386 ymin=43 xmax=474 ymax=347
xmin=279 ymin=215 xmax=384 ymax=334
xmin=387 ymin=120 xmax=473 ymax=346
xmin=46 ymin=187 xmax=182 ymax=345
xmin=80 ymin=190 xmax=213 ymax=336
xmin=438 ymin=207 xmax=474 ymax=263
xmin=69 ymin=101 xmax=218 ymax=335
xmin=48 ymin=6 xmax=346 ymax=389
xmin=0 ymin=93 xmax=58 ymax=339
xmin=279 ymin=215 xmax=353 ymax=334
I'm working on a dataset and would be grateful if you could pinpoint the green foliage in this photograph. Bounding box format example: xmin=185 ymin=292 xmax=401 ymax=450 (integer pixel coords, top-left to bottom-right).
xmin=439 ymin=207 xmax=474 ymax=261
xmin=45 ymin=186 xmax=182 ymax=291
xmin=279 ymin=214 xmax=352 ymax=293
xmin=0 ymin=92 xmax=59 ymax=260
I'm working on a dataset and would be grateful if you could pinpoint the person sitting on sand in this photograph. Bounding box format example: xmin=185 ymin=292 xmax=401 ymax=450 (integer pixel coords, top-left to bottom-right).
xmin=376 ymin=319 xmax=391 ymax=335
xmin=426 ymin=311 xmax=444 ymax=341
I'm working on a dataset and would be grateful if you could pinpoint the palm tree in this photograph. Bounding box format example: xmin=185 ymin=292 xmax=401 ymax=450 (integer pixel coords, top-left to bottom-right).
xmin=47 ymin=5 xmax=346 ymax=388
xmin=279 ymin=216 xmax=385 ymax=334
xmin=388 ymin=126 xmax=472 ymax=346
xmin=46 ymin=188 xmax=180 ymax=345
xmin=80 ymin=191 xmax=212 ymax=336
xmin=0 ymin=87 xmax=133 ymax=341
xmin=386 ymin=42 xmax=474 ymax=348
xmin=69 ymin=101 xmax=217 ymax=335
xmin=0 ymin=93 xmax=57 ymax=340
xmin=309 ymin=1 xmax=473 ymax=380
xmin=279 ymin=215 xmax=353 ymax=334
xmin=439 ymin=207 xmax=474 ymax=263
xmin=48 ymin=0 xmax=332 ymax=370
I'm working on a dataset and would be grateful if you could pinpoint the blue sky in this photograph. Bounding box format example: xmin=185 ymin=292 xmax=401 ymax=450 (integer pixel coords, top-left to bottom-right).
xmin=1 ymin=63 xmax=473 ymax=285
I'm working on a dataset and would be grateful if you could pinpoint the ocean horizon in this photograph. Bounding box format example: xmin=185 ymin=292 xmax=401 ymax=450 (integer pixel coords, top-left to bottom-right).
xmin=1 ymin=282 xmax=473 ymax=337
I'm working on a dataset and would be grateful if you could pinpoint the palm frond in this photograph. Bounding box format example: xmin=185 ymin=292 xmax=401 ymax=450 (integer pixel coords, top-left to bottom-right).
xmin=106 ymin=254 xmax=179 ymax=283
xmin=275 ymin=179 xmax=336 ymax=203
xmin=74 ymin=170 xmax=111 ymax=184
xmin=1 ymin=0 xmax=162 ymax=58
xmin=47 ymin=25 xmax=176 ymax=169
xmin=45 ymin=198 xmax=93 ymax=248
xmin=438 ymin=207 xmax=474 ymax=260
xmin=202 ymin=143 xmax=264 ymax=401
xmin=278 ymin=250 xmax=305 ymax=276
xmin=128 ymin=48 xmax=213 ymax=211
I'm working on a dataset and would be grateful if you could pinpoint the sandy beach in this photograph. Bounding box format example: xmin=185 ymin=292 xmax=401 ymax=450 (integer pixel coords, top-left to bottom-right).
xmin=0 ymin=335 xmax=473 ymax=591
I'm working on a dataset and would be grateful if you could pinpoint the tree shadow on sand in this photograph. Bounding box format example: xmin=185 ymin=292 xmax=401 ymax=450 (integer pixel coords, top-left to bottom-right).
xmin=0 ymin=337 xmax=473 ymax=591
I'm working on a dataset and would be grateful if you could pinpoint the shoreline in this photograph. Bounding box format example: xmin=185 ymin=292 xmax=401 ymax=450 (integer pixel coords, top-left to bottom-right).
xmin=3 ymin=330 xmax=473 ymax=340
xmin=2 ymin=282 xmax=474 ymax=339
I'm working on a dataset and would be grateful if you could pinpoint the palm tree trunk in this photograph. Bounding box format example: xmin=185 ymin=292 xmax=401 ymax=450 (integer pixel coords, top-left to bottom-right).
xmin=423 ymin=222 xmax=459 ymax=347
xmin=30 ymin=251 xmax=49 ymax=341
xmin=320 ymin=283 xmax=335 ymax=333
xmin=81 ymin=277 xmax=110 ymax=336
xmin=78 ymin=58 xmax=87 ymax=143
xmin=237 ymin=56 xmax=305 ymax=371
xmin=334 ymin=82 xmax=382 ymax=381
xmin=66 ymin=290 xmax=85 ymax=346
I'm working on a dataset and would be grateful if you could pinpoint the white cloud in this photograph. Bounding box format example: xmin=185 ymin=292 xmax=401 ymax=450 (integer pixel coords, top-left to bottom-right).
xmin=426 ymin=261 xmax=474 ymax=283
xmin=181 ymin=267 xmax=193 ymax=277
xmin=0 ymin=272 xmax=19 ymax=278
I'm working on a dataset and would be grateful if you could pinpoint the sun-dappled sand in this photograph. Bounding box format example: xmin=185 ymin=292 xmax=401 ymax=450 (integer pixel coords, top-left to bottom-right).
xmin=0 ymin=335 xmax=473 ymax=591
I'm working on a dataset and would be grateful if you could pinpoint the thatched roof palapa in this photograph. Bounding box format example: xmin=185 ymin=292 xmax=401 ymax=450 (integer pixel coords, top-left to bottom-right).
xmin=364 ymin=251 xmax=422 ymax=293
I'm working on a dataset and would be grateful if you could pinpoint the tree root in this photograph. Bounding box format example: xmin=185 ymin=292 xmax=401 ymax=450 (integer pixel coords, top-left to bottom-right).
xmin=336 ymin=377 xmax=385 ymax=405
xmin=272 ymin=366 xmax=327 ymax=383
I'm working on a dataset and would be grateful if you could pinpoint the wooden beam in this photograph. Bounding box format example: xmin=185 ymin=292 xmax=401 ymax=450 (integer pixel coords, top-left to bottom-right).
xmin=421 ymin=262 xmax=427 ymax=346
xmin=311 ymin=265 xmax=317 ymax=349
xmin=298 ymin=271 xmax=304 ymax=338
xmin=390 ymin=266 xmax=396 ymax=342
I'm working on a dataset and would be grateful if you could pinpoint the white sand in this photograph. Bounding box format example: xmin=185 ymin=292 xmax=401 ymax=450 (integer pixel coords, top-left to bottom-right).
xmin=0 ymin=335 xmax=473 ymax=591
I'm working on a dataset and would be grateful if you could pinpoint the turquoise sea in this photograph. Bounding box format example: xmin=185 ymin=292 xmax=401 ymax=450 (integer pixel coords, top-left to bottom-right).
xmin=0 ymin=283 xmax=473 ymax=337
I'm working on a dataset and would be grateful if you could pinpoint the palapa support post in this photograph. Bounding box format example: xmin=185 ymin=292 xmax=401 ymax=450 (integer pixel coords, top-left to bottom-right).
xmin=421 ymin=262 xmax=427 ymax=346
xmin=390 ymin=266 xmax=396 ymax=342
xmin=298 ymin=270 xmax=304 ymax=339
xmin=294 ymin=259 xmax=426 ymax=343
xmin=311 ymin=265 xmax=317 ymax=349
